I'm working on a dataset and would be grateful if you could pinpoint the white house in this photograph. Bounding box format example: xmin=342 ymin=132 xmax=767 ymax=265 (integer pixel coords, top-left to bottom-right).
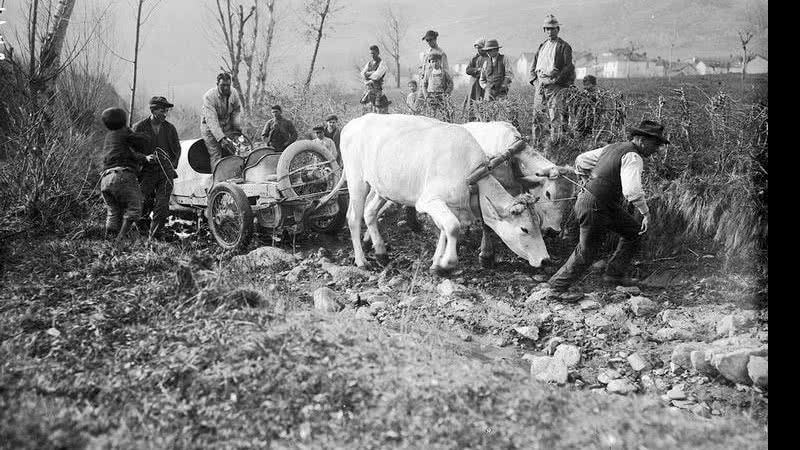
xmin=729 ymin=55 xmax=768 ymax=74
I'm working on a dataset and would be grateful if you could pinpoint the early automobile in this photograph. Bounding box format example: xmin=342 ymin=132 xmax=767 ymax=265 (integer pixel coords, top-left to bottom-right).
xmin=168 ymin=136 xmax=348 ymax=250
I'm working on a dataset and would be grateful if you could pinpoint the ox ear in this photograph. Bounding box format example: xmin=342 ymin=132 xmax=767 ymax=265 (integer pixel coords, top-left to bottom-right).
xmin=480 ymin=194 xmax=504 ymax=222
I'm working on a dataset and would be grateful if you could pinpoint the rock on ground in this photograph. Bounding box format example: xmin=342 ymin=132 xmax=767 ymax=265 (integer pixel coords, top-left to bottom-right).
xmin=715 ymin=311 xmax=758 ymax=338
xmin=671 ymin=342 xmax=706 ymax=370
xmin=690 ymin=350 xmax=719 ymax=377
xmin=606 ymin=379 xmax=637 ymax=395
xmin=629 ymin=296 xmax=658 ymax=317
xmin=553 ymin=344 xmax=581 ymax=368
xmin=529 ymin=356 xmax=569 ymax=384
xmin=597 ymin=368 xmax=622 ymax=385
xmin=514 ymin=326 xmax=540 ymax=341
xmin=231 ymin=246 xmax=298 ymax=272
xmin=712 ymin=349 xmax=757 ymax=385
xmin=747 ymin=356 xmax=768 ymax=388
xmin=313 ymin=287 xmax=342 ymax=313
xmin=654 ymin=327 xmax=695 ymax=342
xmin=322 ymin=261 xmax=371 ymax=284
xmin=627 ymin=353 xmax=652 ymax=372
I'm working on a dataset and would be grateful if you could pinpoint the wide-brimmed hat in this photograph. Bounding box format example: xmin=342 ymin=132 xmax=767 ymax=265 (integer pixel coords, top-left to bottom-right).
xmin=149 ymin=96 xmax=174 ymax=109
xmin=422 ymin=30 xmax=439 ymax=41
xmin=473 ymin=37 xmax=486 ymax=48
xmin=483 ymin=39 xmax=501 ymax=50
xmin=543 ymin=14 xmax=560 ymax=28
xmin=325 ymin=114 xmax=338 ymax=122
xmin=627 ymin=120 xmax=670 ymax=144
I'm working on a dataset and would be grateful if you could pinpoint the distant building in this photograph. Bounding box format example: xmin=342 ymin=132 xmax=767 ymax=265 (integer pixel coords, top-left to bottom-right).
xmin=668 ymin=61 xmax=698 ymax=77
xmin=597 ymin=49 xmax=663 ymax=78
xmin=693 ymin=56 xmax=733 ymax=75
xmin=729 ymin=54 xmax=768 ymax=74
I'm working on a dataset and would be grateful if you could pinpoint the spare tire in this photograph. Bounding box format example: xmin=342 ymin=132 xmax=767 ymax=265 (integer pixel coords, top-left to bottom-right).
xmin=275 ymin=140 xmax=340 ymax=199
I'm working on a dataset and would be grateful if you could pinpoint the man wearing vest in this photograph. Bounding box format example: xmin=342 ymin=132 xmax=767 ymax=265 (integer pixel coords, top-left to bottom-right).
xmin=479 ymin=39 xmax=513 ymax=101
xmin=360 ymin=45 xmax=390 ymax=114
xmin=547 ymin=120 xmax=670 ymax=292
xmin=528 ymin=14 xmax=575 ymax=146
xmin=464 ymin=37 xmax=487 ymax=120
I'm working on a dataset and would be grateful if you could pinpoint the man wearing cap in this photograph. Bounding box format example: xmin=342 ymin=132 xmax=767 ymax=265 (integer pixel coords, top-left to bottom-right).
xmin=479 ymin=39 xmax=514 ymax=101
xmin=419 ymin=30 xmax=449 ymax=85
xmin=323 ymin=114 xmax=341 ymax=154
xmin=547 ymin=120 xmax=670 ymax=292
xmin=201 ymin=73 xmax=243 ymax=169
xmin=528 ymin=14 xmax=575 ymax=145
xmin=311 ymin=125 xmax=338 ymax=161
xmin=464 ymin=38 xmax=488 ymax=120
xmin=360 ymin=45 xmax=391 ymax=114
xmin=132 ymin=96 xmax=181 ymax=240
xmin=261 ymin=105 xmax=298 ymax=152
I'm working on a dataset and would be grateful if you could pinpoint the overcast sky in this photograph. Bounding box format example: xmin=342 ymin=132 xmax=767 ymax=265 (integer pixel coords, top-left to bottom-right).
xmin=2 ymin=0 xmax=766 ymax=107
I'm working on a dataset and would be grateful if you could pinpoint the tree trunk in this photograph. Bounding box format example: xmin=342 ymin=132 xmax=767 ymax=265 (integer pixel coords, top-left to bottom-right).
xmin=129 ymin=0 xmax=144 ymax=126
xmin=34 ymin=0 xmax=76 ymax=96
xmin=254 ymin=0 xmax=276 ymax=106
xmin=305 ymin=0 xmax=330 ymax=88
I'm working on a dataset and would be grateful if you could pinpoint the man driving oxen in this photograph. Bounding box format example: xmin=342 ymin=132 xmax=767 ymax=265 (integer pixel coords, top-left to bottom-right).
xmin=201 ymin=72 xmax=243 ymax=169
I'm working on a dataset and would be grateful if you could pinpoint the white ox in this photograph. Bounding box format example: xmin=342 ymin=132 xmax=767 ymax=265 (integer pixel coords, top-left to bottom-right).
xmin=459 ymin=121 xmax=576 ymax=266
xmin=338 ymin=114 xmax=550 ymax=272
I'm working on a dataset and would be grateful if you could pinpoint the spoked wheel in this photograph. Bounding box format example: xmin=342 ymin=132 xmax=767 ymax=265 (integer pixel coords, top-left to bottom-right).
xmin=276 ymin=141 xmax=340 ymax=199
xmin=206 ymin=182 xmax=254 ymax=251
xmin=307 ymin=193 xmax=349 ymax=234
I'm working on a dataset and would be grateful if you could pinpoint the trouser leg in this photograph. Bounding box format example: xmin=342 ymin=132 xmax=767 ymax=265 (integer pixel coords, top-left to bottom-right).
xmin=604 ymin=203 xmax=642 ymax=277
xmin=203 ymin=132 xmax=223 ymax=169
xmin=147 ymin=176 xmax=171 ymax=238
xmin=548 ymin=194 xmax=605 ymax=289
xmin=138 ymin=171 xmax=157 ymax=233
xmin=100 ymin=173 xmax=122 ymax=238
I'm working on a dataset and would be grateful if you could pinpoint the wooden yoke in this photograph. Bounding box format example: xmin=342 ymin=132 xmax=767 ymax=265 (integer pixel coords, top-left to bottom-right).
xmin=465 ymin=138 xmax=527 ymax=189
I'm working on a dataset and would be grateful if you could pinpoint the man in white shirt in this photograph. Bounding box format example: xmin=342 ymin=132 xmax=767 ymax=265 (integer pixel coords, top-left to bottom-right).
xmin=312 ymin=125 xmax=338 ymax=162
xmin=360 ymin=45 xmax=390 ymax=114
xmin=547 ymin=120 xmax=670 ymax=292
xmin=528 ymin=14 xmax=575 ymax=146
xmin=200 ymin=73 xmax=243 ymax=168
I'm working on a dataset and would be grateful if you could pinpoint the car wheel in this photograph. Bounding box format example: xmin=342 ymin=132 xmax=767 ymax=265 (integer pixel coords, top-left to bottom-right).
xmin=207 ymin=182 xmax=254 ymax=251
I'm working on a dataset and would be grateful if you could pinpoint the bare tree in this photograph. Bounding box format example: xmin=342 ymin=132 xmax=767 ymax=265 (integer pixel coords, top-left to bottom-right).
xmin=252 ymin=0 xmax=278 ymax=108
xmin=214 ymin=0 xmax=257 ymax=109
xmin=736 ymin=30 xmax=753 ymax=81
xmin=129 ymin=0 xmax=144 ymax=126
xmin=376 ymin=3 xmax=406 ymax=88
xmin=302 ymin=0 xmax=344 ymax=88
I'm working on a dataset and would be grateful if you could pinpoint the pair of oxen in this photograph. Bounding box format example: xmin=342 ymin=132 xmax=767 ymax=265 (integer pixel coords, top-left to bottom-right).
xmin=322 ymin=113 xmax=576 ymax=273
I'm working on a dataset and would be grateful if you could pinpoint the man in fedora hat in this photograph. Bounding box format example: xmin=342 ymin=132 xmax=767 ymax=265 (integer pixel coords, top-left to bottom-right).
xmin=547 ymin=120 xmax=670 ymax=292
xmin=464 ymin=37 xmax=488 ymax=119
xmin=419 ymin=29 xmax=449 ymax=85
xmin=360 ymin=45 xmax=391 ymax=114
xmin=528 ymin=14 xmax=575 ymax=146
xmin=132 ymin=95 xmax=181 ymax=240
xmin=479 ymin=39 xmax=514 ymax=101
xmin=261 ymin=104 xmax=298 ymax=152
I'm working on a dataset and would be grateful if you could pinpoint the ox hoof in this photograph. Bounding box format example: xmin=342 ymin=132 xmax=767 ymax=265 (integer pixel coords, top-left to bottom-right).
xmin=429 ymin=264 xmax=454 ymax=277
xmin=375 ymin=253 xmax=390 ymax=266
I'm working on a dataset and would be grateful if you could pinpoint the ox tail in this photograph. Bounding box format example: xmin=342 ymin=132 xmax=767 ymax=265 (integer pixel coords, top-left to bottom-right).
xmin=308 ymin=167 xmax=348 ymax=213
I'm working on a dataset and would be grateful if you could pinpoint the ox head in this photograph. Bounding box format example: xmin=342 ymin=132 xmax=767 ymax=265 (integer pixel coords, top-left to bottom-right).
xmin=518 ymin=165 xmax=576 ymax=236
xmin=479 ymin=176 xmax=550 ymax=268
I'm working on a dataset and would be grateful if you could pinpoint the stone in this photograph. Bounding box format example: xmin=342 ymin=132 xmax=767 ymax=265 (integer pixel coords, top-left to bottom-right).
xmin=747 ymin=356 xmax=768 ymax=388
xmin=313 ymin=287 xmax=342 ymax=313
xmin=629 ymin=296 xmax=657 ymax=317
xmin=597 ymin=368 xmax=622 ymax=385
xmin=529 ymin=356 xmax=569 ymax=384
xmin=606 ymin=379 xmax=637 ymax=395
xmin=601 ymin=304 xmax=627 ymax=322
xmin=559 ymin=292 xmax=584 ymax=303
xmin=616 ymin=285 xmax=641 ymax=296
xmin=533 ymin=274 xmax=549 ymax=282
xmin=715 ymin=311 xmax=758 ymax=338
xmin=654 ymin=327 xmax=694 ymax=342
xmin=543 ymin=337 xmax=564 ymax=356
xmin=285 ymin=266 xmax=305 ymax=283
xmin=553 ymin=344 xmax=581 ymax=368
xmin=627 ymin=353 xmax=652 ymax=372
xmin=691 ymin=403 xmax=712 ymax=418
xmin=231 ymin=246 xmax=298 ymax=272
xmin=367 ymin=294 xmax=393 ymax=305
xmin=712 ymin=349 xmax=754 ymax=385
xmin=626 ymin=321 xmax=643 ymax=336
xmin=355 ymin=306 xmax=374 ymax=320
xmin=667 ymin=384 xmax=687 ymax=400
xmin=639 ymin=374 xmax=656 ymax=391
xmin=579 ymin=299 xmax=601 ymax=311
xmin=671 ymin=342 xmax=706 ymax=370
xmin=585 ymin=314 xmax=612 ymax=330
xmin=514 ymin=326 xmax=540 ymax=341
xmin=321 ymin=261 xmax=371 ymax=284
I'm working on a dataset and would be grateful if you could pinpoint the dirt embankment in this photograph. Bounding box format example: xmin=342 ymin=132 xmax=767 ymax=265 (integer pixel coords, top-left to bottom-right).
xmin=0 ymin=213 xmax=767 ymax=448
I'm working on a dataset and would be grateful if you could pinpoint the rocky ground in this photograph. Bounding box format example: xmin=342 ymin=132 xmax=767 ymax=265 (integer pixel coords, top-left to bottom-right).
xmin=0 ymin=208 xmax=768 ymax=448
